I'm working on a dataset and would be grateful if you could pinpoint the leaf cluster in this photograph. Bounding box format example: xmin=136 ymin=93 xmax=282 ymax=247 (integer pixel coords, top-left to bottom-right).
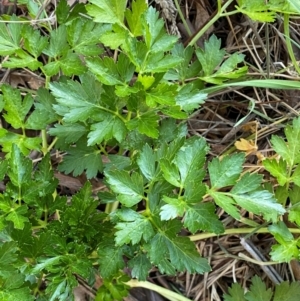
xmin=224 ymin=275 xmax=300 ymax=301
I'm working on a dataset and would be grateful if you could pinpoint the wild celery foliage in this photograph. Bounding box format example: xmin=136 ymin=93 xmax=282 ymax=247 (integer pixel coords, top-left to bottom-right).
xmin=0 ymin=0 xmax=299 ymax=300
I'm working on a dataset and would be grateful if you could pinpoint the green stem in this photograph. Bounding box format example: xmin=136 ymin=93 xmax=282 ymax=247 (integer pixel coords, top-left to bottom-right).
xmin=187 ymin=0 xmax=236 ymax=47
xmin=174 ymin=0 xmax=192 ymax=37
xmin=189 ymin=227 xmax=300 ymax=241
xmin=41 ymin=129 xmax=48 ymax=155
xmin=125 ymin=279 xmax=193 ymax=301
xmin=283 ymin=13 xmax=300 ymax=74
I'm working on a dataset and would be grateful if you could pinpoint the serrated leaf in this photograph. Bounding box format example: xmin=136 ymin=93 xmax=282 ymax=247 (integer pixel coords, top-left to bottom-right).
xmin=245 ymin=275 xmax=272 ymax=301
xmin=273 ymin=281 xmax=300 ymax=301
xmin=137 ymin=144 xmax=157 ymax=181
xmin=209 ymin=191 xmax=240 ymax=219
xmin=59 ymin=143 xmax=102 ymax=179
xmin=269 ymin=221 xmax=294 ymax=245
xmin=49 ymin=123 xmax=87 ymax=144
xmin=127 ymin=111 xmax=159 ymax=138
xmin=166 ymin=44 xmax=202 ymax=81
xmin=145 ymin=52 xmax=182 ymax=73
xmin=223 ymin=282 xmax=246 ymax=301
xmin=236 ymin=0 xmax=275 ymax=22
xmin=67 ymin=18 xmax=104 ymax=56
xmin=114 ymin=209 xmax=155 ymax=245
xmin=271 ymin=117 xmax=300 ymax=166
xmin=196 ymin=35 xmax=225 ymax=76
xmin=160 ymin=159 xmax=181 ymax=187
xmin=59 ymin=52 xmax=87 ymax=76
xmin=125 ymin=0 xmax=148 ymax=36
xmin=145 ymin=83 xmax=177 ymax=107
xmin=149 ymin=231 xmax=210 ymax=274
xmin=208 ymin=153 xmax=245 ymax=189
xmin=8 ymin=144 xmax=32 ymax=187
xmin=22 ymin=25 xmax=48 ymax=57
xmin=263 ymin=158 xmax=288 ymax=186
xmin=184 ymin=202 xmax=224 ymax=234
xmin=128 ymin=254 xmax=152 ymax=280
xmin=160 ymin=196 xmax=185 ymax=220
xmin=232 ymin=190 xmax=285 ymax=222
xmin=43 ymin=25 xmax=69 ymax=57
xmin=175 ymin=137 xmax=208 ymax=187
xmin=98 ymin=241 xmax=125 ymax=278
xmin=231 ymin=172 xmax=263 ymax=194
xmin=88 ymin=113 xmax=127 ymax=145
xmin=143 ymin=7 xmax=178 ymax=53
xmin=86 ymin=56 xmax=134 ymax=86
xmin=0 ymin=18 xmax=22 ymax=55
xmin=50 ymin=73 xmax=103 ymax=123
xmin=2 ymin=51 xmax=42 ymax=71
xmin=6 ymin=206 xmax=29 ymax=230
xmin=2 ymin=85 xmax=33 ymax=129
xmin=176 ymin=84 xmax=207 ymax=112
xmin=105 ymin=170 xmax=144 ymax=207
xmin=86 ymin=0 xmax=127 ymax=25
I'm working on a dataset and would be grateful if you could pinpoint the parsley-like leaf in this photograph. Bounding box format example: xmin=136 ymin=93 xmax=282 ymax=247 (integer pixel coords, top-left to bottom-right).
xmin=105 ymin=170 xmax=144 ymax=207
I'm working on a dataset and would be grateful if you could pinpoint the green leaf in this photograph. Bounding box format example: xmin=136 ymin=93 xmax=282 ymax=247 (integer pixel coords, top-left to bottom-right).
xmin=128 ymin=254 xmax=152 ymax=280
xmin=175 ymin=137 xmax=208 ymax=187
xmin=291 ymin=164 xmax=300 ymax=186
xmin=86 ymin=0 xmax=127 ymax=25
xmin=137 ymin=144 xmax=157 ymax=181
xmin=270 ymin=117 xmax=300 ymax=166
xmin=50 ymin=73 xmax=103 ymax=123
xmin=98 ymin=241 xmax=125 ymax=278
xmin=105 ymin=170 xmax=144 ymax=207
xmin=202 ymin=53 xmax=247 ymax=84
xmin=208 ymin=153 xmax=245 ymax=189
xmin=236 ymin=0 xmax=276 ymax=22
xmin=184 ymin=202 xmax=224 ymax=234
xmin=232 ymin=190 xmax=285 ymax=222
xmin=22 ymin=25 xmax=48 ymax=57
xmin=145 ymin=83 xmax=177 ymax=107
xmin=143 ymin=7 xmax=178 ymax=53
xmin=165 ymin=44 xmax=202 ymax=81
xmin=8 ymin=144 xmax=32 ymax=187
xmin=223 ymin=282 xmax=246 ymax=301
xmin=149 ymin=226 xmax=211 ymax=274
xmin=263 ymin=158 xmax=288 ymax=186
xmin=59 ymin=142 xmax=103 ymax=179
xmin=160 ymin=196 xmax=185 ymax=220
xmin=6 ymin=206 xmax=29 ymax=230
xmin=2 ymin=50 xmax=42 ymax=71
xmin=67 ymin=18 xmax=104 ymax=56
xmin=209 ymin=191 xmax=240 ymax=220
xmin=59 ymin=52 xmax=87 ymax=76
xmin=196 ymin=35 xmax=225 ymax=76
xmin=43 ymin=25 xmax=69 ymax=57
xmin=231 ymin=172 xmax=263 ymax=194
xmin=245 ymin=275 xmax=272 ymax=301
xmin=0 ymin=18 xmax=21 ymax=55
xmin=144 ymin=52 xmax=183 ymax=73
xmin=49 ymin=123 xmax=88 ymax=144
xmin=127 ymin=111 xmax=159 ymax=138
xmin=273 ymin=281 xmax=300 ymax=301
xmin=0 ymin=132 xmax=41 ymax=156
xmin=25 ymin=88 xmax=58 ymax=130
xmin=269 ymin=222 xmax=298 ymax=262
xmin=125 ymin=0 xmax=148 ymax=36
xmin=114 ymin=209 xmax=155 ymax=245
xmin=176 ymin=84 xmax=207 ymax=112
xmin=88 ymin=113 xmax=127 ymax=145
xmin=2 ymin=85 xmax=33 ymax=129
xmin=56 ymin=0 xmax=69 ymax=24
